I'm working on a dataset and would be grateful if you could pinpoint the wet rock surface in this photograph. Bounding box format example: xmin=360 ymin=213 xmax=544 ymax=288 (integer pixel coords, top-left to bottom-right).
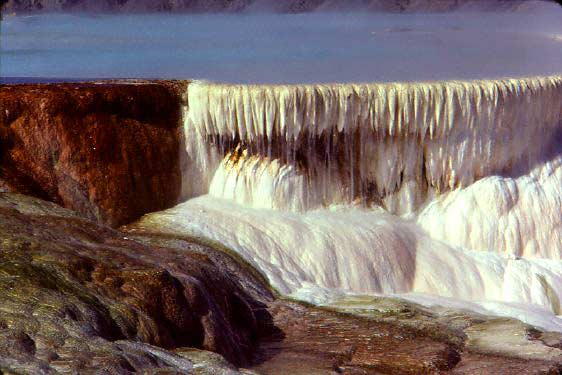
xmin=251 ymin=300 xmax=460 ymax=374
xmin=246 ymin=300 xmax=562 ymax=374
xmin=0 ymin=193 xmax=270 ymax=373
xmin=2 ymin=192 xmax=562 ymax=374
xmin=126 ymin=224 xmax=562 ymax=374
xmin=0 ymin=82 xmax=185 ymax=227
xmin=322 ymin=297 xmax=562 ymax=374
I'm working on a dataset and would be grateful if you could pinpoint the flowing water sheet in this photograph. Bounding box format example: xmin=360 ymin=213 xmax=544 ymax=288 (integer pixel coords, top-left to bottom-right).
xmin=137 ymin=75 xmax=562 ymax=332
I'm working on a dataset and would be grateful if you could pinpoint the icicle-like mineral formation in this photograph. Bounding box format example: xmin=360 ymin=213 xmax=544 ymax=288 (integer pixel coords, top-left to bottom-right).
xmin=142 ymin=75 xmax=562 ymax=331
xmin=184 ymin=76 xmax=562 ymax=213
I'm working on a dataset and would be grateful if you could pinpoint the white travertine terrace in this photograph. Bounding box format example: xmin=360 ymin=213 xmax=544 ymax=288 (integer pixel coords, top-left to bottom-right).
xmin=185 ymin=77 xmax=561 ymax=205
xmin=182 ymin=76 xmax=562 ymax=256
xmin=145 ymin=75 xmax=562 ymax=331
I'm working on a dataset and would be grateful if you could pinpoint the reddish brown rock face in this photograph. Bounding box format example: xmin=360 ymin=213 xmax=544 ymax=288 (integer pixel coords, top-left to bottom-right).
xmin=251 ymin=301 xmax=461 ymax=374
xmin=0 ymin=82 xmax=184 ymax=227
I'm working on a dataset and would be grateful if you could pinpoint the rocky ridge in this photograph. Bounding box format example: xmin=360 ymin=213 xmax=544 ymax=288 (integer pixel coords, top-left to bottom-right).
xmin=0 ymin=192 xmax=273 ymax=373
xmin=2 ymin=0 xmax=560 ymax=13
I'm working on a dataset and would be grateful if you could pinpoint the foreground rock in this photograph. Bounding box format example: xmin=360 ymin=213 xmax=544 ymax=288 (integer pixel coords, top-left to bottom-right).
xmin=0 ymin=82 xmax=185 ymax=227
xmin=0 ymin=193 xmax=272 ymax=373
xmin=1 ymin=192 xmax=562 ymax=373
xmin=323 ymin=297 xmax=562 ymax=374
xmin=127 ymin=223 xmax=562 ymax=374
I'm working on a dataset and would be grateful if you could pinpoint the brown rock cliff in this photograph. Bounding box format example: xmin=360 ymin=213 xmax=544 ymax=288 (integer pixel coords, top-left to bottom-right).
xmin=0 ymin=82 xmax=185 ymax=227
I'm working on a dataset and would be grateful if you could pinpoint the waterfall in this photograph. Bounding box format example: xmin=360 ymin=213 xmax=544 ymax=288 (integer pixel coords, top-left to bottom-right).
xmin=183 ymin=76 xmax=562 ymax=212
xmin=141 ymin=75 xmax=562 ymax=331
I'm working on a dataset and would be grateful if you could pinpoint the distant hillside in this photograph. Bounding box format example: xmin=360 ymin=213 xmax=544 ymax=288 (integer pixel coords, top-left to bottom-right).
xmin=1 ymin=0 xmax=561 ymax=13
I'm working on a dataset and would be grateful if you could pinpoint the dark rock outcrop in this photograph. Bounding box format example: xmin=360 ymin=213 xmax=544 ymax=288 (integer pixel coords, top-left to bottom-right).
xmin=2 ymin=0 xmax=560 ymax=13
xmin=0 ymin=192 xmax=273 ymax=372
xmin=0 ymin=82 xmax=185 ymax=227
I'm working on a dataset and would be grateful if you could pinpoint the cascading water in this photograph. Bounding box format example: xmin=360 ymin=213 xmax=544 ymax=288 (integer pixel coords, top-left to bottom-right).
xmin=138 ymin=75 xmax=562 ymax=331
